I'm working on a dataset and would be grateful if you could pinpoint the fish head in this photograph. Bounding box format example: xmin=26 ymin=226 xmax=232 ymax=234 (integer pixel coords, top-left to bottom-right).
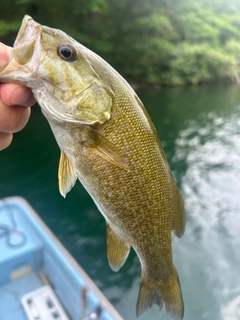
xmin=0 ymin=15 xmax=113 ymax=125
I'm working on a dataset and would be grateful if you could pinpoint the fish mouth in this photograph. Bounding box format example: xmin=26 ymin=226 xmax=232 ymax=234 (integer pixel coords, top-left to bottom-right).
xmin=0 ymin=15 xmax=40 ymax=84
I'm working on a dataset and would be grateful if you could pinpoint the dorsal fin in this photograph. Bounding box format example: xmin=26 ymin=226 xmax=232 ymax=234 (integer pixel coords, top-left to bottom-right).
xmin=172 ymin=187 xmax=186 ymax=238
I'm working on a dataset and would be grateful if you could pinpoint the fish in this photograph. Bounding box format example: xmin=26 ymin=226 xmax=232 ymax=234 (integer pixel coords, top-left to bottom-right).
xmin=0 ymin=15 xmax=186 ymax=319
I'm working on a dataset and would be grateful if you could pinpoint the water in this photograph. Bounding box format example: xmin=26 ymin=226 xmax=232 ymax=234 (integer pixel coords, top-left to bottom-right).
xmin=1 ymin=83 xmax=240 ymax=319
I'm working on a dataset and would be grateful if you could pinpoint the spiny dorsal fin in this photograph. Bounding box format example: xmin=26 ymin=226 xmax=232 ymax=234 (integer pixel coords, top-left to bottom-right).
xmin=83 ymin=128 xmax=130 ymax=171
xmin=58 ymin=151 xmax=77 ymax=198
xmin=107 ymin=223 xmax=130 ymax=272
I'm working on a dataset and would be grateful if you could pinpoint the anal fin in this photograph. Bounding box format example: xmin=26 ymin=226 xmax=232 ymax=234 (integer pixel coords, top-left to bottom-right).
xmin=107 ymin=223 xmax=130 ymax=271
xmin=58 ymin=151 xmax=77 ymax=198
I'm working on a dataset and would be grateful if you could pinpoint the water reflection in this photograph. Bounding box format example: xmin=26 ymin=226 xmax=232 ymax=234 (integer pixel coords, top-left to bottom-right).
xmin=178 ymin=111 xmax=240 ymax=319
xmin=164 ymin=88 xmax=240 ymax=320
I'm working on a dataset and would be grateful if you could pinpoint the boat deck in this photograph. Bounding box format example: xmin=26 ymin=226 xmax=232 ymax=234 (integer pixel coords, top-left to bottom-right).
xmin=0 ymin=272 xmax=43 ymax=320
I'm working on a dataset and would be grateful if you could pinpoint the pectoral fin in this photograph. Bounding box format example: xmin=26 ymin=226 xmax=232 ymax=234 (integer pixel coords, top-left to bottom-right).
xmin=107 ymin=223 xmax=130 ymax=272
xmin=58 ymin=151 xmax=77 ymax=198
xmin=84 ymin=128 xmax=129 ymax=171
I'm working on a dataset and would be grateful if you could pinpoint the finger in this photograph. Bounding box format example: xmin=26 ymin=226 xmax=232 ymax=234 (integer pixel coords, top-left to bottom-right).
xmin=0 ymin=83 xmax=35 ymax=107
xmin=0 ymin=132 xmax=13 ymax=151
xmin=0 ymin=101 xmax=31 ymax=133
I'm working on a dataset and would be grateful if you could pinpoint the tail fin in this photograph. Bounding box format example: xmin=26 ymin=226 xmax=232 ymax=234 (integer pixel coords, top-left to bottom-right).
xmin=136 ymin=267 xmax=184 ymax=320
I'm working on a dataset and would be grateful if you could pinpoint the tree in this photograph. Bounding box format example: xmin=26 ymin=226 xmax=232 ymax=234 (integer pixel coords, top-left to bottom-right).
xmin=1 ymin=0 xmax=240 ymax=85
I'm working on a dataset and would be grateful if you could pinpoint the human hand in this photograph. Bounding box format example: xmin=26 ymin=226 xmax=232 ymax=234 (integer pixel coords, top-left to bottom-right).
xmin=0 ymin=42 xmax=36 ymax=151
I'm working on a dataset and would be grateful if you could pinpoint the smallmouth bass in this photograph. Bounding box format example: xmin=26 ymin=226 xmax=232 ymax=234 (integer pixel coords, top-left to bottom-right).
xmin=0 ymin=16 xmax=186 ymax=319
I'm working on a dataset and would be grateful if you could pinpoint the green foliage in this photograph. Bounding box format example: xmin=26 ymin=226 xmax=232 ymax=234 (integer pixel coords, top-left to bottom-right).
xmin=1 ymin=0 xmax=240 ymax=85
xmin=161 ymin=43 xmax=236 ymax=85
xmin=224 ymin=40 xmax=240 ymax=60
xmin=0 ymin=20 xmax=20 ymax=37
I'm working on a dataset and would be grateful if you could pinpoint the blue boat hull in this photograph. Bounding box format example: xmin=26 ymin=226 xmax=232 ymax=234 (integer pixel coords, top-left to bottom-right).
xmin=0 ymin=197 xmax=123 ymax=320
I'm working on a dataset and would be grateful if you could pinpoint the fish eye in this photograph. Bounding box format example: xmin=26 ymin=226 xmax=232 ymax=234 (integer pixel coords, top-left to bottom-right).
xmin=57 ymin=43 xmax=78 ymax=62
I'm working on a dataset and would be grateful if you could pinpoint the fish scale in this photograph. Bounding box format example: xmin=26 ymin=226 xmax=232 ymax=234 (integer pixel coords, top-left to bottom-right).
xmin=0 ymin=15 xmax=186 ymax=320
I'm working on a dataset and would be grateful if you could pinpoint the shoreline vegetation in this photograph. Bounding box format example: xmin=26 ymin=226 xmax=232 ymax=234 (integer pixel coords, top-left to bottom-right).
xmin=1 ymin=0 xmax=240 ymax=87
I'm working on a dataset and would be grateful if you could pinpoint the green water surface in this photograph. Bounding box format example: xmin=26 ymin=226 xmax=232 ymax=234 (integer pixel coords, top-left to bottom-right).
xmin=1 ymin=83 xmax=240 ymax=320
